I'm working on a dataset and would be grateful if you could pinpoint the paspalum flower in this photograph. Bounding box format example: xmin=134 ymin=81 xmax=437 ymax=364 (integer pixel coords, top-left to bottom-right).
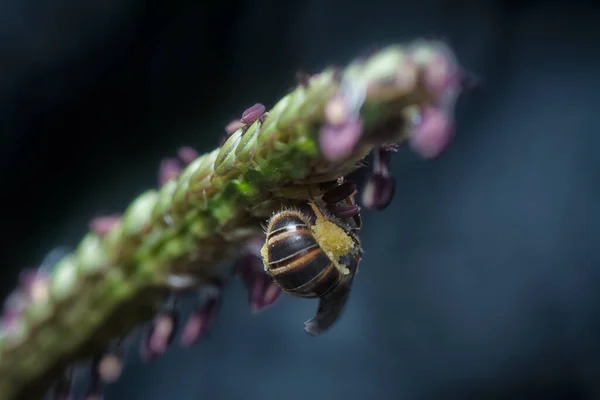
xmin=0 ymin=39 xmax=471 ymax=400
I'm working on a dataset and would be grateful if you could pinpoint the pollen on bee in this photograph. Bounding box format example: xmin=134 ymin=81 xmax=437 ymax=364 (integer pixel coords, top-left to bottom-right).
xmin=259 ymin=242 xmax=269 ymax=271
xmin=310 ymin=217 xmax=354 ymax=274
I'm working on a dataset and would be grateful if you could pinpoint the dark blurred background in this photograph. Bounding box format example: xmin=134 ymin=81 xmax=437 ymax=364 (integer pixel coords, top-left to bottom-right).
xmin=1 ymin=0 xmax=599 ymax=399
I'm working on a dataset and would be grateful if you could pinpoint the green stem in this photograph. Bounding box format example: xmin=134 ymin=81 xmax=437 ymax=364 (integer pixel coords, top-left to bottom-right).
xmin=0 ymin=41 xmax=462 ymax=400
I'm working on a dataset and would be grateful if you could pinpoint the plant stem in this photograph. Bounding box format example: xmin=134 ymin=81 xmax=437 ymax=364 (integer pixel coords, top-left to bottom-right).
xmin=0 ymin=40 xmax=466 ymax=400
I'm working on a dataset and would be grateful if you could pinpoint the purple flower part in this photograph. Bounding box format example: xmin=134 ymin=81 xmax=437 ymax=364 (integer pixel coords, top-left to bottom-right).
xmin=380 ymin=143 xmax=399 ymax=153
xmin=361 ymin=147 xmax=396 ymax=210
xmin=249 ymin=276 xmax=282 ymax=313
xmin=179 ymin=297 xmax=219 ymax=347
xmin=177 ymin=146 xmax=199 ymax=165
xmin=2 ymin=291 xmax=26 ymax=323
xmin=1 ymin=307 xmax=20 ymax=333
xmin=89 ymin=215 xmax=121 ymax=236
xmin=321 ymin=181 xmax=357 ymax=204
xmin=326 ymin=203 xmax=361 ymax=219
xmin=240 ymin=103 xmax=266 ymax=124
xmin=409 ymin=106 xmax=455 ymax=159
xmin=1 ymin=293 xmax=28 ymax=337
xmin=319 ymin=118 xmax=364 ymax=162
xmin=409 ymin=41 xmax=461 ymax=99
xmin=261 ymin=281 xmax=282 ymax=309
xmin=235 ymin=252 xmax=282 ymax=313
xmin=158 ymin=158 xmax=182 ymax=186
xmin=141 ymin=312 xmax=178 ymax=360
xmin=19 ymin=268 xmax=50 ymax=304
xmin=225 ymin=119 xmax=245 ymax=135
xmin=361 ymin=174 xmax=396 ymax=210
xmin=423 ymin=52 xmax=460 ymax=98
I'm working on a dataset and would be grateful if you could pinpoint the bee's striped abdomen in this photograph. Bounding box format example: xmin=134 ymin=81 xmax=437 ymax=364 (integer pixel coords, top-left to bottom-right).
xmin=266 ymin=214 xmax=317 ymax=265
xmin=285 ymin=261 xmax=341 ymax=298
xmin=265 ymin=212 xmax=339 ymax=298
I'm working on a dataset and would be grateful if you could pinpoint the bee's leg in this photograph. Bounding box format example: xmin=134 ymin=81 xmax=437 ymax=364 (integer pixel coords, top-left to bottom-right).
xmin=304 ymin=279 xmax=352 ymax=336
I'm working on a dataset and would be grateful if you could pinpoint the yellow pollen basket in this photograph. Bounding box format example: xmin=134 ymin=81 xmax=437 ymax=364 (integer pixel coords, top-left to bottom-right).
xmin=309 ymin=203 xmax=354 ymax=274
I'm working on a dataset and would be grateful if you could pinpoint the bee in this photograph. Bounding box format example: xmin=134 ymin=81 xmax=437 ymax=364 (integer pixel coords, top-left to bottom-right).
xmin=261 ymin=178 xmax=363 ymax=336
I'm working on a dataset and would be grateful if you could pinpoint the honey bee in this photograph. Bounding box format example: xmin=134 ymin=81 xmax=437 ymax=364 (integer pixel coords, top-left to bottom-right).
xmin=261 ymin=179 xmax=362 ymax=336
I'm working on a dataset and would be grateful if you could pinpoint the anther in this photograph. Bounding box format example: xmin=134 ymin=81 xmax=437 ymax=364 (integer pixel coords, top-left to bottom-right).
xmin=409 ymin=106 xmax=454 ymax=159
xmin=361 ymin=147 xmax=396 ymax=210
xmin=319 ymin=118 xmax=364 ymax=162
xmin=89 ymin=215 xmax=121 ymax=236
xmin=409 ymin=41 xmax=461 ymax=98
xmin=322 ymin=182 xmax=357 ymax=204
xmin=319 ymin=74 xmax=367 ymax=162
xmin=177 ymin=146 xmax=199 ymax=165
xmin=240 ymin=103 xmax=266 ymax=124
xmin=0 ymin=292 xmax=25 ymax=335
xmin=180 ymin=296 xmax=220 ymax=347
xmin=141 ymin=308 xmax=179 ymax=361
xmin=158 ymin=158 xmax=183 ymax=186
xmin=234 ymin=244 xmax=281 ymax=313
xmin=326 ymin=203 xmax=361 ymax=219
xmin=225 ymin=119 xmax=245 ymax=135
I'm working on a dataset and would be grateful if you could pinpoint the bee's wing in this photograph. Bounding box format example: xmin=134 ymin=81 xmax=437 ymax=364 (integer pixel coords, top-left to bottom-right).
xmin=304 ymin=278 xmax=352 ymax=336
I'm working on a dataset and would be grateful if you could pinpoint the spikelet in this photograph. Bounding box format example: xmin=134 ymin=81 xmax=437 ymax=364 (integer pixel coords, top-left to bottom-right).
xmin=0 ymin=40 xmax=470 ymax=400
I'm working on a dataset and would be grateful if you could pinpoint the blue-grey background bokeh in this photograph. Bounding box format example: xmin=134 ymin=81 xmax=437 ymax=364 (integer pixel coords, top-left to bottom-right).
xmin=1 ymin=0 xmax=599 ymax=399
